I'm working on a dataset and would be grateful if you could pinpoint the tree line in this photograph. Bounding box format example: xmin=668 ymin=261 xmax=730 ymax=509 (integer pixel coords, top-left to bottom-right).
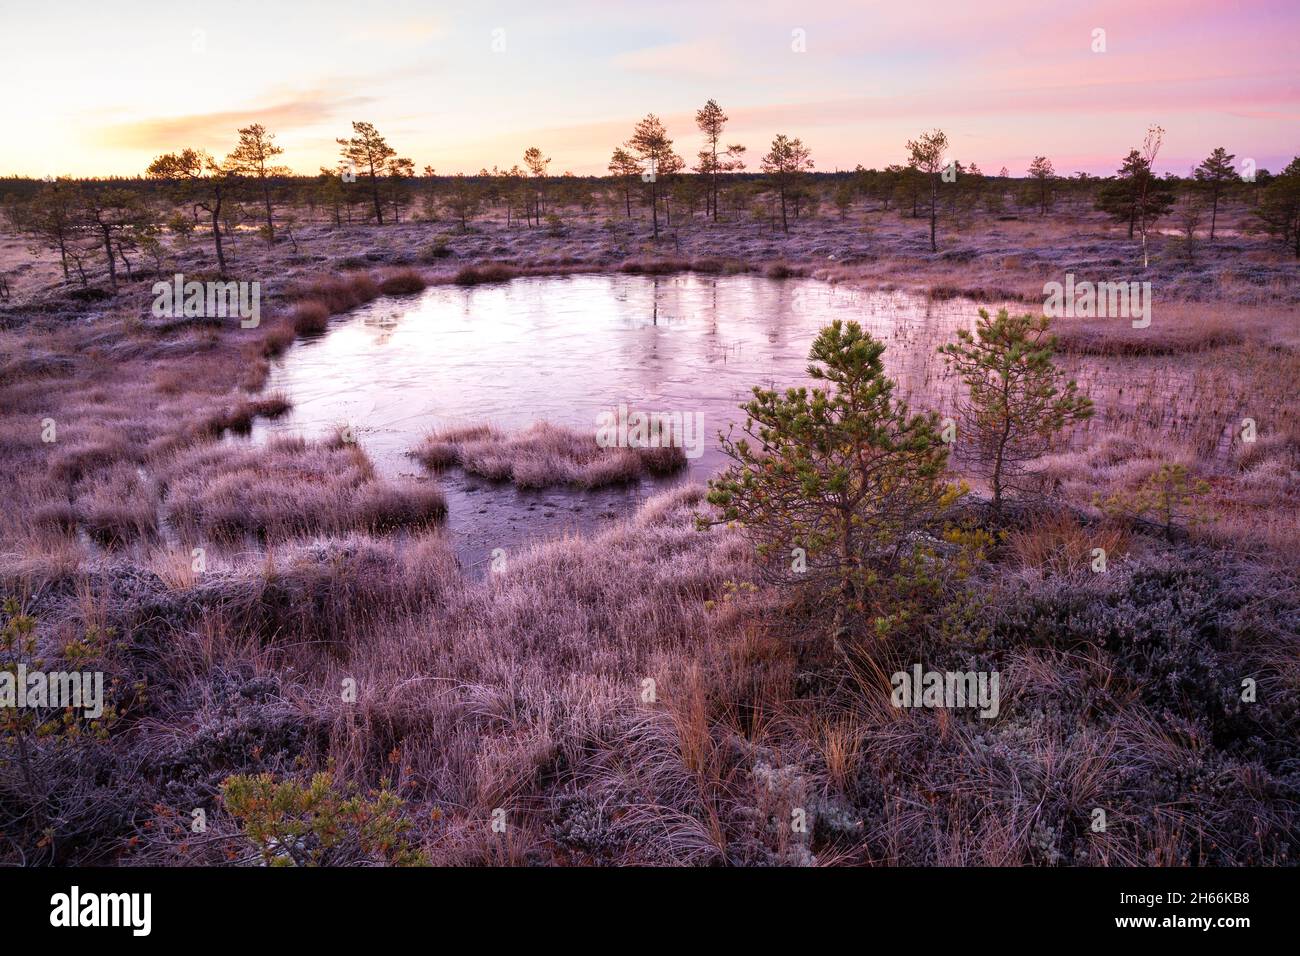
xmin=5 ymin=106 xmax=1299 ymax=287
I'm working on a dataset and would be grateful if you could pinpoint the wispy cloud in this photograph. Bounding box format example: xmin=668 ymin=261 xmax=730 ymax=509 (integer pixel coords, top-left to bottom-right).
xmin=95 ymin=91 xmax=376 ymax=152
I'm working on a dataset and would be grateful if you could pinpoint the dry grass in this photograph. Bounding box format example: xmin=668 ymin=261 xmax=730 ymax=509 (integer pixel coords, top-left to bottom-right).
xmin=452 ymin=262 xmax=518 ymax=285
xmin=159 ymin=436 xmax=447 ymax=541
xmin=1 ymin=207 xmax=1297 ymax=867
xmin=411 ymin=421 xmax=687 ymax=489
xmin=377 ymin=268 xmax=428 ymax=296
xmin=1006 ymin=510 xmax=1131 ymax=576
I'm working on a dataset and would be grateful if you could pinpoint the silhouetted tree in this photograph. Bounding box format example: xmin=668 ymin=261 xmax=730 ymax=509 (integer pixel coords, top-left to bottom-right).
xmin=225 ymin=123 xmax=289 ymax=243
xmin=761 ymin=134 xmax=813 ymax=234
xmin=1027 ymin=156 xmax=1055 ymax=215
xmin=337 ymin=121 xmax=396 ymax=225
xmin=625 ymin=114 xmax=683 ymax=239
xmin=146 ymin=148 xmax=231 ymax=274
xmin=1193 ymin=147 xmax=1240 ymax=240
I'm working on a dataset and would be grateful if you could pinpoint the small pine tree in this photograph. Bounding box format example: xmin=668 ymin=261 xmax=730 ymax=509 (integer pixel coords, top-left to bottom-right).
xmin=221 ymin=771 xmax=426 ymax=867
xmin=939 ymin=309 xmax=1093 ymax=518
xmin=1027 ymin=156 xmax=1055 ymax=215
xmin=1193 ymin=146 xmax=1240 ymax=241
xmin=705 ymin=320 xmax=962 ymax=649
xmin=1096 ymin=463 xmax=1211 ymax=542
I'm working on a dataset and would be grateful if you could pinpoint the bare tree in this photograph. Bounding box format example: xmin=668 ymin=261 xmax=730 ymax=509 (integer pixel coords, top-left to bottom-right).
xmin=1138 ymin=125 xmax=1165 ymax=269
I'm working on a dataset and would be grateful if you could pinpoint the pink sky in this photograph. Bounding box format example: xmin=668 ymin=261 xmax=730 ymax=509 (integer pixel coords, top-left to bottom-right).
xmin=1 ymin=0 xmax=1296 ymax=177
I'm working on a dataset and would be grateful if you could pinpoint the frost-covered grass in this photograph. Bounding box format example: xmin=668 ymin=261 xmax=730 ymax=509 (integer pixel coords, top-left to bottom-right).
xmin=0 ymin=202 xmax=1297 ymax=866
xmin=411 ymin=421 xmax=686 ymax=489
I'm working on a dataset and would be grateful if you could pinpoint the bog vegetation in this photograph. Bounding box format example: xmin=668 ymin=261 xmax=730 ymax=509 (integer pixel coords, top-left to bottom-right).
xmin=0 ymin=101 xmax=1297 ymax=868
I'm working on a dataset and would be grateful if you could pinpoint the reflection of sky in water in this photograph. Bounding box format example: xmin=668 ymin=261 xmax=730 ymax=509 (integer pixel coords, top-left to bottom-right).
xmin=248 ymin=274 xmax=980 ymax=572
xmin=252 ymin=273 xmax=976 ymax=483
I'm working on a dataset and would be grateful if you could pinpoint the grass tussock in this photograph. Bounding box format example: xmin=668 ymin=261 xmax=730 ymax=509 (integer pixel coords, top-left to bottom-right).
xmin=290 ymin=301 xmax=330 ymax=335
xmin=377 ymin=268 xmax=428 ymax=296
xmin=452 ymin=263 xmax=518 ymax=286
xmin=411 ymin=421 xmax=687 ymax=489
xmin=289 ymin=273 xmax=380 ymax=313
xmin=160 ymin=436 xmax=446 ymax=540
xmin=200 ymin=393 xmax=292 ymax=437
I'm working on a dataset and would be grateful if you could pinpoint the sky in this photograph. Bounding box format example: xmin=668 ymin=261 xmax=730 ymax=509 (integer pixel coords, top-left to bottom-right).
xmin=1 ymin=0 xmax=1296 ymax=179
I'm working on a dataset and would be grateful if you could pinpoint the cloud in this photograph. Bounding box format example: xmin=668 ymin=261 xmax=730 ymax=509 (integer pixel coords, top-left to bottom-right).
xmin=95 ymin=90 xmax=375 ymax=152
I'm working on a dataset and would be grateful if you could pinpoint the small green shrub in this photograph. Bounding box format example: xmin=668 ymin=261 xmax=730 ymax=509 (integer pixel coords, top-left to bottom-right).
xmin=221 ymin=770 xmax=426 ymax=866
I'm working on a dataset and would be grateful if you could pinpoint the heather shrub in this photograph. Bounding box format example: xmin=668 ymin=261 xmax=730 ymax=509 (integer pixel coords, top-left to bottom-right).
xmin=1 ymin=599 xmax=143 ymax=864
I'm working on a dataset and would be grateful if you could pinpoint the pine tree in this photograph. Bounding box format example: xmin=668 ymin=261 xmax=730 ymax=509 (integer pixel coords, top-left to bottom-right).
xmin=225 ymin=124 xmax=289 ymax=243
xmin=625 ymin=115 xmax=683 ymax=239
xmin=1193 ymin=147 xmax=1240 ymax=241
xmin=760 ymin=134 xmax=813 ymax=234
xmin=607 ymin=148 xmax=641 ymax=218
xmin=522 ymin=147 xmax=550 ymax=225
xmin=146 ymin=148 xmax=229 ymax=274
xmin=1253 ymin=156 xmax=1300 ymax=258
xmin=1095 ymin=148 xmax=1176 ymax=240
xmin=706 ymin=320 xmax=960 ymax=648
xmin=1027 ymin=156 xmax=1055 ymax=215
xmin=906 ymin=129 xmax=948 ymax=251
xmin=336 ymin=121 xmax=396 ymax=225
xmin=939 ymin=309 xmax=1093 ymax=518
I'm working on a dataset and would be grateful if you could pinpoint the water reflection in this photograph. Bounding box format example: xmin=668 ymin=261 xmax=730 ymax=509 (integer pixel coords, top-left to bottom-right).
xmin=250 ymin=273 xmax=981 ymax=569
